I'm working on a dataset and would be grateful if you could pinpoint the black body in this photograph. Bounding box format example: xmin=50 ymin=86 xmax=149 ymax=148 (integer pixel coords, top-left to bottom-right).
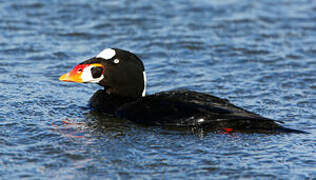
xmin=90 ymin=89 xmax=305 ymax=133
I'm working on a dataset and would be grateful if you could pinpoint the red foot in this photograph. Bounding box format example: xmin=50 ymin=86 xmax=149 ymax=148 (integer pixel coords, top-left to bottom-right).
xmin=223 ymin=128 xmax=233 ymax=133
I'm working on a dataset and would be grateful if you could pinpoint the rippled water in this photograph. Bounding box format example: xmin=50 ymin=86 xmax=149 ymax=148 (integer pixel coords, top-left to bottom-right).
xmin=0 ymin=0 xmax=315 ymax=179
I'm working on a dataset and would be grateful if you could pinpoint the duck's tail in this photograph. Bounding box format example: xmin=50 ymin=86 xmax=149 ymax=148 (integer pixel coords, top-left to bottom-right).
xmin=275 ymin=126 xmax=309 ymax=134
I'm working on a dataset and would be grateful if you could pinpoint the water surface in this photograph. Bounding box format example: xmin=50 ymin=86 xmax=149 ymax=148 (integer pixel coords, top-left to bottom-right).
xmin=0 ymin=0 xmax=315 ymax=179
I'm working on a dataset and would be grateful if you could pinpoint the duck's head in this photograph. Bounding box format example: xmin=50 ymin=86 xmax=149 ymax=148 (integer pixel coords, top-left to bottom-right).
xmin=59 ymin=48 xmax=146 ymax=97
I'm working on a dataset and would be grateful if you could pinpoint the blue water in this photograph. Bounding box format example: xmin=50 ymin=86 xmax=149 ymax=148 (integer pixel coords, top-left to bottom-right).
xmin=0 ymin=0 xmax=315 ymax=179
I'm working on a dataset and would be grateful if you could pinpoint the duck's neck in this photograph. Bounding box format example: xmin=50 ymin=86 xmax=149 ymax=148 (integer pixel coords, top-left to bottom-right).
xmin=89 ymin=89 xmax=139 ymax=114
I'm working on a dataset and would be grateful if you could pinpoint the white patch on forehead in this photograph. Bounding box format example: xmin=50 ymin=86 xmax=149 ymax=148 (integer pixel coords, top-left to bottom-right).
xmin=96 ymin=48 xmax=116 ymax=60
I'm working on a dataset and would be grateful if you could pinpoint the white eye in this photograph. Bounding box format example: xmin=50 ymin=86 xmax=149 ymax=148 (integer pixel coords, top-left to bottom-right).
xmin=114 ymin=59 xmax=120 ymax=64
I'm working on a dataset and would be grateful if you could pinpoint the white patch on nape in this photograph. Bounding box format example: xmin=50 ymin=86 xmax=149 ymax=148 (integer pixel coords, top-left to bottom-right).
xmin=197 ymin=118 xmax=204 ymax=123
xmin=142 ymin=71 xmax=147 ymax=97
xmin=96 ymin=48 xmax=116 ymax=60
xmin=81 ymin=66 xmax=104 ymax=83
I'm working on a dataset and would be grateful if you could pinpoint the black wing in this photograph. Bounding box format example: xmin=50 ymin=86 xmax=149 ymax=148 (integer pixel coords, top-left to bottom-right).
xmin=116 ymin=90 xmax=304 ymax=133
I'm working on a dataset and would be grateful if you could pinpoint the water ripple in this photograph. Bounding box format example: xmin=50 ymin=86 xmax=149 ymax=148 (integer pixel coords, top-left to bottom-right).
xmin=0 ymin=0 xmax=315 ymax=179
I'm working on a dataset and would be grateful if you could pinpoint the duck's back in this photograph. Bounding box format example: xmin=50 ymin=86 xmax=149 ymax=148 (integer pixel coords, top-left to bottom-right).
xmin=116 ymin=90 xmax=303 ymax=133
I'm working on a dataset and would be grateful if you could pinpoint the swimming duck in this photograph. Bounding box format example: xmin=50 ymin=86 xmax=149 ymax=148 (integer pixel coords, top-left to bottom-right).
xmin=59 ymin=48 xmax=305 ymax=133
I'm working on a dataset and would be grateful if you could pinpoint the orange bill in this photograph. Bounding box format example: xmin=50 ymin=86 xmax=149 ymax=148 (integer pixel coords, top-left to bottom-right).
xmin=59 ymin=64 xmax=89 ymax=83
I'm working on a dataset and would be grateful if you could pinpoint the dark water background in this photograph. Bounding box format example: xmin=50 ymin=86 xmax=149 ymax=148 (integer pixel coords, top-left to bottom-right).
xmin=0 ymin=0 xmax=315 ymax=179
